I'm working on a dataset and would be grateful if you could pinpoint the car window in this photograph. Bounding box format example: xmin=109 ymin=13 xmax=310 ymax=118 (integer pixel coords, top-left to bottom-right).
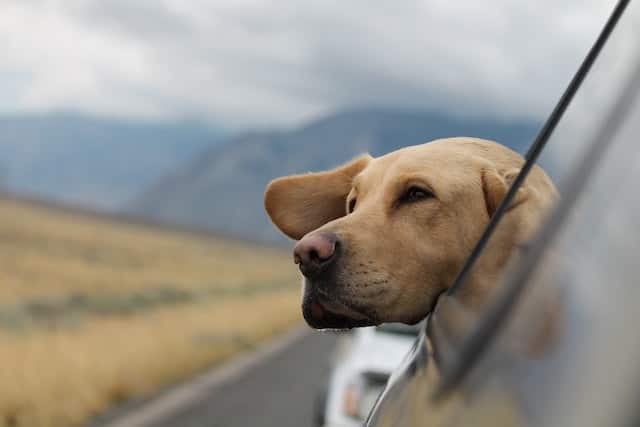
xmin=433 ymin=0 xmax=639 ymax=403
xmin=441 ymin=40 xmax=640 ymax=427
xmin=437 ymin=0 xmax=633 ymax=317
xmin=366 ymin=3 xmax=637 ymax=425
xmin=367 ymin=3 xmax=638 ymax=426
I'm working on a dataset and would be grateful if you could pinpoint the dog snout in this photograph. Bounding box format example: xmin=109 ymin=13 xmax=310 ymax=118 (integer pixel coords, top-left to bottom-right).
xmin=293 ymin=232 xmax=338 ymax=278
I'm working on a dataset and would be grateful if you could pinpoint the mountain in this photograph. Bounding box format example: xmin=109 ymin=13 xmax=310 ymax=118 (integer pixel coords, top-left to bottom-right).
xmin=128 ymin=109 xmax=543 ymax=244
xmin=0 ymin=113 xmax=224 ymax=209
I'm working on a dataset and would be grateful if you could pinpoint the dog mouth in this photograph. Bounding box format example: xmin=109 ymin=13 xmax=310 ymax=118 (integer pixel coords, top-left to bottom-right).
xmin=302 ymin=287 xmax=377 ymax=330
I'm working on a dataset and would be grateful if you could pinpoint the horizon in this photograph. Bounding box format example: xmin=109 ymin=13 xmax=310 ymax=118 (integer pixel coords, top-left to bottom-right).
xmin=0 ymin=104 xmax=543 ymax=136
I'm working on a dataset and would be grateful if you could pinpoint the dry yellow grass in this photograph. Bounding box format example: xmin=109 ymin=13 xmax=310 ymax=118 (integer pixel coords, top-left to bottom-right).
xmin=0 ymin=197 xmax=302 ymax=427
xmin=0 ymin=198 xmax=297 ymax=302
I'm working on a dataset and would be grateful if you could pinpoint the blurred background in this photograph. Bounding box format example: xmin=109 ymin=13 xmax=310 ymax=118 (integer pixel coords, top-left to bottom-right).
xmin=0 ymin=1 xmax=613 ymax=426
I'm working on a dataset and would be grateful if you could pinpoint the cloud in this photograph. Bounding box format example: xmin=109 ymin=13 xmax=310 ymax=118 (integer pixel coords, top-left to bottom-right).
xmin=0 ymin=0 xmax=618 ymax=128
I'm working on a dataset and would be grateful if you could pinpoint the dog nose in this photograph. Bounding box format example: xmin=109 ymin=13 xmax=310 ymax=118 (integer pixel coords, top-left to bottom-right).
xmin=293 ymin=232 xmax=338 ymax=278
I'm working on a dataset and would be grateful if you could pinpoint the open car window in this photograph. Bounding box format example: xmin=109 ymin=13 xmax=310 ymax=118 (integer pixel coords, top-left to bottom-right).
xmin=432 ymin=0 xmax=638 ymax=394
xmin=441 ymin=1 xmax=633 ymax=305
xmin=434 ymin=24 xmax=640 ymax=425
xmin=367 ymin=1 xmax=640 ymax=425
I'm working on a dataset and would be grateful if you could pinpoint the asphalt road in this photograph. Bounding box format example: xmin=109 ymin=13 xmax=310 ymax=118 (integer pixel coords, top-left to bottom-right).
xmin=100 ymin=329 xmax=339 ymax=427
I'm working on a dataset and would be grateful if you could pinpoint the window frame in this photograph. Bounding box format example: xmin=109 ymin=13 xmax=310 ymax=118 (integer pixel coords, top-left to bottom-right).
xmin=430 ymin=0 xmax=634 ymax=399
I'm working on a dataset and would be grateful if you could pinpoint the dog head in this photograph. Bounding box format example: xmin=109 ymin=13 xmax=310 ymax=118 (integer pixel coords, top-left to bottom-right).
xmin=264 ymin=138 xmax=557 ymax=329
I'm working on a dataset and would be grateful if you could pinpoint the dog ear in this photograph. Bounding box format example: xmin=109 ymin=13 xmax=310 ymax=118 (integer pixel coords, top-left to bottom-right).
xmin=481 ymin=167 xmax=528 ymax=218
xmin=264 ymin=154 xmax=372 ymax=240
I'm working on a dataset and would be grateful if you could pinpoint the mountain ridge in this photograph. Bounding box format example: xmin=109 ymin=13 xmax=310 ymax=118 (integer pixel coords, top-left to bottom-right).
xmin=0 ymin=112 xmax=224 ymax=209
xmin=127 ymin=108 xmax=542 ymax=243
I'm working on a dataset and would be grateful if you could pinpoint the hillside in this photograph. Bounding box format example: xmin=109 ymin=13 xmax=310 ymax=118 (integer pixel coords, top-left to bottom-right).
xmin=128 ymin=109 xmax=541 ymax=243
xmin=0 ymin=113 xmax=223 ymax=209
xmin=0 ymin=196 xmax=300 ymax=427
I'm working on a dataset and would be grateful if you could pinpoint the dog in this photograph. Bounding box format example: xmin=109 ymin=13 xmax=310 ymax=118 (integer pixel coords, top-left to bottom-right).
xmin=264 ymin=137 xmax=558 ymax=329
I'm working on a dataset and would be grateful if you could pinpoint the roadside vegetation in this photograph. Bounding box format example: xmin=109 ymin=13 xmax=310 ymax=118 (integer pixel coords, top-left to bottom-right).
xmin=0 ymin=197 xmax=301 ymax=427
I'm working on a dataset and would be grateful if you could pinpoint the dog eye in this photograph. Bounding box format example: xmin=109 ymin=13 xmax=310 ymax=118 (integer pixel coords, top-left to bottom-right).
xmin=348 ymin=198 xmax=357 ymax=213
xmin=401 ymin=186 xmax=434 ymax=204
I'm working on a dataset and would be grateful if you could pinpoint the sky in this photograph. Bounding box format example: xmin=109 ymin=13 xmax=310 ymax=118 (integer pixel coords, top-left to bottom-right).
xmin=0 ymin=0 xmax=615 ymax=129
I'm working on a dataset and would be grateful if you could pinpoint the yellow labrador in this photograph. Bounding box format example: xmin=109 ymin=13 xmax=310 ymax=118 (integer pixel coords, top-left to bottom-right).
xmin=264 ymin=137 xmax=557 ymax=329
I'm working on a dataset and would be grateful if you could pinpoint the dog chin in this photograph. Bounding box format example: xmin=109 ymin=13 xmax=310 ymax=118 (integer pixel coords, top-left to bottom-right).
xmin=301 ymin=289 xmax=376 ymax=330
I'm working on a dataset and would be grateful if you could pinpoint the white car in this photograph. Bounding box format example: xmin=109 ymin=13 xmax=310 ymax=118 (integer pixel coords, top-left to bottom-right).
xmin=315 ymin=323 xmax=421 ymax=427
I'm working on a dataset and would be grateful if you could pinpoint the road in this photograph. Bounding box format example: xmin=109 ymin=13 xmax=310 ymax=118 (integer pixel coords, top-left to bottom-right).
xmin=97 ymin=328 xmax=339 ymax=427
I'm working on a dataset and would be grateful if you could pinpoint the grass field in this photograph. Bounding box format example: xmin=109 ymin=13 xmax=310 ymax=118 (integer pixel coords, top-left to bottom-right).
xmin=0 ymin=197 xmax=301 ymax=427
